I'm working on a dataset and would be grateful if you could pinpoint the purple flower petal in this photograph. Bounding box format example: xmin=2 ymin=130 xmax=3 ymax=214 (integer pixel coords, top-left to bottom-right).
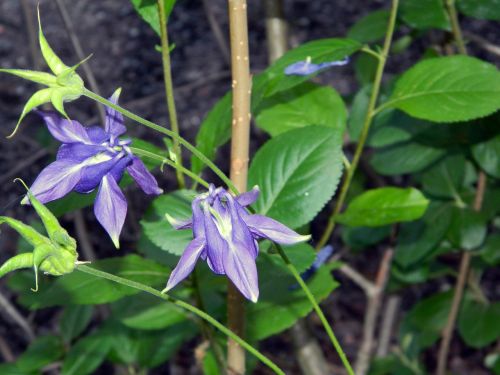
xmin=105 ymin=89 xmax=126 ymax=141
xmin=227 ymin=194 xmax=259 ymax=258
xmin=284 ymin=57 xmax=349 ymax=76
xmin=94 ymin=174 xmax=127 ymax=248
xmin=73 ymin=153 xmax=124 ymax=193
xmin=164 ymin=237 xmax=206 ymax=292
xmin=126 ymin=156 xmax=163 ymax=195
xmin=28 ymin=159 xmax=83 ymax=203
xmin=56 ymin=143 xmax=106 ymax=162
xmin=165 ymin=214 xmax=192 ymax=230
xmin=37 ymin=111 xmax=93 ymax=144
xmin=243 ymin=214 xmax=311 ymax=245
xmin=203 ymin=205 xmax=227 ymax=275
xmin=86 ymin=125 xmax=109 ymax=144
xmin=236 ymin=185 xmax=260 ymax=207
xmin=222 ymin=240 xmax=259 ymax=303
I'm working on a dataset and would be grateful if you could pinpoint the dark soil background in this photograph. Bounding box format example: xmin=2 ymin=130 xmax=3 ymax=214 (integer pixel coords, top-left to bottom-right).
xmin=0 ymin=0 xmax=499 ymax=374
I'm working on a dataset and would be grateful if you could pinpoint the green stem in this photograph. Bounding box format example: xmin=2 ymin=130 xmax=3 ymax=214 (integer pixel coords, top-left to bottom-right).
xmin=129 ymin=146 xmax=209 ymax=189
xmin=275 ymin=244 xmax=355 ymax=375
xmin=83 ymin=89 xmax=238 ymax=194
xmin=76 ymin=264 xmax=284 ymax=375
xmin=157 ymin=0 xmax=185 ymax=189
xmin=444 ymin=0 xmax=467 ymax=54
xmin=316 ymin=0 xmax=399 ymax=250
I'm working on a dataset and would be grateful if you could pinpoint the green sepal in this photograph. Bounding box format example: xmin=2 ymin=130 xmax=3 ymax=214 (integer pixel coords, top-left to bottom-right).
xmin=0 ymin=253 xmax=34 ymax=279
xmin=36 ymin=243 xmax=77 ymax=276
xmin=37 ymin=5 xmax=69 ymax=75
xmin=0 ymin=69 xmax=57 ymax=86
xmin=0 ymin=216 xmax=48 ymax=247
xmin=9 ymin=88 xmax=53 ymax=138
xmin=17 ymin=179 xmax=76 ymax=250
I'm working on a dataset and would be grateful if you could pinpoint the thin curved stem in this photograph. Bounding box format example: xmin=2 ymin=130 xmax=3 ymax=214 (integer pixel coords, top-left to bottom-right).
xmin=316 ymin=0 xmax=399 ymax=250
xmin=129 ymin=146 xmax=209 ymax=189
xmin=157 ymin=0 xmax=185 ymax=189
xmin=275 ymin=244 xmax=355 ymax=375
xmin=83 ymin=89 xmax=238 ymax=194
xmin=76 ymin=264 xmax=285 ymax=375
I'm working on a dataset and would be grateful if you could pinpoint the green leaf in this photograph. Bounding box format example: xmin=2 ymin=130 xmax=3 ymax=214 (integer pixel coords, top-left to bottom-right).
xmin=17 ymin=255 xmax=168 ymax=308
xmin=457 ymin=0 xmax=500 ymax=20
xmin=255 ymin=82 xmax=347 ymax=137
xmin=400 ymin=0 xmax=450 ymax=30
xmin=16 ymin=335 xmax=64 ymax=373
xmin=395 ymin=202 xmax=453 ymax=266
xmin=336 ymin=187 xmax=429 ymax=227
xmin=448 ymin=207 xmax=487 ymax=250
xmin=347 ymin=10 xmax=391 ymax=43
xmin=421 ymin=154 xmax=466 ymax=199
xmin=248 ymin=126 xmax=343 ymax=228
xmin=472 ymin=135 xmax=500 ymax=178
xmin=385 ymin=56 xmax=500 ymax=122
xmin=401 ymin=291 xmax=453 ymax=350
xmin=141 ymin=190 xmax=196 ymax=256
xmin=341 ymin=225 xmax=391 ymax=250
xmin=458 ymin=298 xmax=500 ymax=348
xmin=112 ymin=293 xmax=186 ymax=330
xmin=60 ymin=305 xmax=94 ymax=343
xmin=61 ymin=331 xmax=113 ymax=375
xmin=130 ymin=0 xmax=176 ymax=36
xmin=480 ymin=234 xmax=500 ymax=265
xmin=247 ymin=247 xmax=338 ymax=341
xmin=191 ymin=92 xmax=232 ymax=175
xmin=371 ymin=142 xmax=445 ymax=175
xmin=354 ymin=54 xmax=377 ymax=86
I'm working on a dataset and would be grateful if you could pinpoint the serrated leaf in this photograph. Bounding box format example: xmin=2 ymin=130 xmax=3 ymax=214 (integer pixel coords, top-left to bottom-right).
xmin=141 ymin=190 xmax=196 ymax=256
xmin=421 ymin=154 xmax=466 ymax=199
xmin=17 ymin=255 xmax=168 ymax=308
xmin=472 ymin=135 xmax=500 ymax=178
xmin=336 ymin=187 xmax=429 ymax=227
xmin=400 ymin=0 xmax=450 ymax=30
xmin=385 ymin=56 xmax=500 ymax=122
xmin=371 ymin=142 xmax=446 ymax=176
xmin=457 ymin=0 xmax=500 ymax=20
xmin=60 ymin=305 xmax=94 ymax=343
xmin=347 ymin=10 xmax=391 ymax=43
xmin=255 ymin=82 xmax=347 ymax=136
xmin=62 ymin=332 xmax=113 ymax=375
xmin=248 ymin=126 xmax=343 ymax=228
xmin=458 ymin=298 xmax=500 ymax=348
xmin=448 ymin=207 xmax=487 ymax=250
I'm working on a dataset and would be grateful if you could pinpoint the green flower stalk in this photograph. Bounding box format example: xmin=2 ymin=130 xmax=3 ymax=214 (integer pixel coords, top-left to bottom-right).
xmin=0 ymin=180 xmax=79 ymax=291
xmin=0 ymin=7 xmax=87 ymax=137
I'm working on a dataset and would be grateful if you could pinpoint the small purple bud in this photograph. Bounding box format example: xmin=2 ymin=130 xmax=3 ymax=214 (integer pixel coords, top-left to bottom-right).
xmin=284 ymin=57 xmax=349 ymax=76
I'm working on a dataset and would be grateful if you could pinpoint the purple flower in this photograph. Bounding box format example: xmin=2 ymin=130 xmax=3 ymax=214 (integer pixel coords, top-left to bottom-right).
xmin=284 ymin=56 xmax=349 ymax=76
xmin=164 ymin=185 xmax=310 ymax=302
xmin=26 ymin=89 xmax=163 ymax=248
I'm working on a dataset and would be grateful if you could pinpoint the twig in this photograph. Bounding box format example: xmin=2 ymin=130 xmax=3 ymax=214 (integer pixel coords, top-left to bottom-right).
xmin=436 ymin=174 xmax=486 ymax=375
xmin=340 ymin=264 xmax=378 ymax=296
xmin=0 ymin=290 xmax=35 ymax=342
xmin=157 ymin=0 xmax=185 ymax=189
xmin=444 ymin=0 xmax=467 ymax=54
xmin=264 ymin=0 xmax=288 ymax=64
xmin=355 ymin=249 xmax=394 ymax=375
xmin=227 ymin=1 xmax=252 ymax=373
xmin=464 ymin=32 xmax=500 ymax=57
xmin=54 ymin=0 xmax=106 ymax=123
xmin=202 ymin=0 xmax=231 ymax=65
xmin=376 ymin=295 xmax=401 ymax=358
xmin=0 ymin=335 xmax=15 ymax=362
xmin=291 ymin=320 xmax=330 ymax=375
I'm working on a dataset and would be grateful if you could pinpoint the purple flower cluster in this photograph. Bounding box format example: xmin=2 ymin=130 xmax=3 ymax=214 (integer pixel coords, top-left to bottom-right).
xmin=165 ymin=185 xmax=310 ymax=302
xmin=27 ymin=90 xmax=162 ymax=247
